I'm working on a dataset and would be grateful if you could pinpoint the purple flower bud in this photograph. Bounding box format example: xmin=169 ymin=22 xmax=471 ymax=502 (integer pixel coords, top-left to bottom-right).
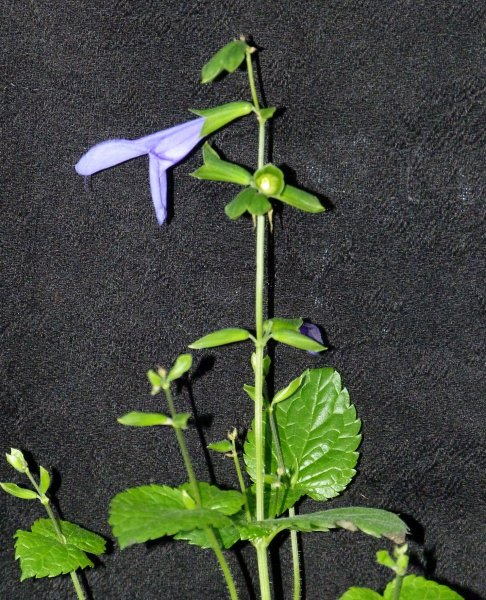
xmin=300 ymin=322 xmax=323 ymax=355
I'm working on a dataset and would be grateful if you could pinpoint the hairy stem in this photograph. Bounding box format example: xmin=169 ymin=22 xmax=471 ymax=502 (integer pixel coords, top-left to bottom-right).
xmin=162 ymin=385 xmax=239 ymax=600
xmin=25 ymin=470 xmax=86 ymax=600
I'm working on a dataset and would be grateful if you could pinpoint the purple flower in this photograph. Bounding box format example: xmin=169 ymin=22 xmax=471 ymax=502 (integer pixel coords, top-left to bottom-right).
xmin=300 ymin=322 xmax=323 ymax=355
xmin=75 ymin=117 xmax=205 ymax=225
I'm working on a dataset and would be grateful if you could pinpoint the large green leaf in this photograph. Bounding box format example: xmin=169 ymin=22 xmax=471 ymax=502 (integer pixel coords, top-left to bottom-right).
xmin=339 ymin=589 xmax=383 ymax=600
xmin=237 ymin=507 xmax=407 ymax=545
xmin=384 ymin=575 xmax=464 ymax=600
xmin=14 ymin=518 xmax=105 ymax=580
xmin=244 ymin=368 xmax=361 ymax=511
xmin=109 ymin=483 xmax=243 ymax=549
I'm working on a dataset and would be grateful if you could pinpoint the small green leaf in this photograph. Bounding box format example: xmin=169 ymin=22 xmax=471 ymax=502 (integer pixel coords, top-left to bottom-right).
xmin=146 ymin=369 xmax=163 ymax=394
xmin=259 ymin=107 xmax=277 ymax=122
xmin=265 ymin=317 xmax=303 ymax=333
xmin=254 ymin=164 xmax=285 ymax=196
xmin=247 ymin=192 xmax=272 ymax=216
xmin=0 ymin=483 xmax=37 ymax=500
xmin=15 ymin=518 xmax=105 ymax=581
xmin=189 ymin=327 xmax=250 ymax=349
xmin=201 ymin=40 xmax=249 ymax=83
xmin=383 ymin=575 xmax=464 ymax=600
xmin=117 ymin=411 xmax=172 ymax=427
xmin=274 ymin=184 xmax=324 ymax=213
xmin=167 ymin=353 xmax=192 ymax=382
xmin=172 ymin=412 xmax=191 ymax=429
xmin=376 ymin=549 xmax=397 ymax=571
xmin=243 ymin=384 xmax=256 ymax=401
xmin=38 ymin=466 xmax=50 ymax=495
xmin=190 ymin=101 xmax=253 ymax=136
xmin=6 ymin=448 xmax=29 ymax=473
xmin=237 ymin=507 xmax=408 ymax=545
xmin=339 ymin=588 xmax=383 ymax=600
xmin=109 ymin=483 xmax=241 ymax=549
xmin=208 ymin=440 xmax=233 ymax=453
xmin=272 ymin=328 xmax=327 ymax=352
xmin=192 ymin=143 xmax=253 ymax=186
xmin=225 ymin=187 xmax=256 ymax=220
xmin=272 ymin=373 xmax=305 ymax=405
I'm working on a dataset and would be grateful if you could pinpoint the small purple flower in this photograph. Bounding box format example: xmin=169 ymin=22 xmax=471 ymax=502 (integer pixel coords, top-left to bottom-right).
xmin=75 ymin=117 xmax=205 ymax=225
xmin=300 ymin=321 xmax=323 ymax=355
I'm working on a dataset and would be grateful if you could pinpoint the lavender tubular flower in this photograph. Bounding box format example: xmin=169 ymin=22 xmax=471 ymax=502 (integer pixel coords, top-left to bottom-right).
xmin=75 ymin=118 xmax=205 ymax=225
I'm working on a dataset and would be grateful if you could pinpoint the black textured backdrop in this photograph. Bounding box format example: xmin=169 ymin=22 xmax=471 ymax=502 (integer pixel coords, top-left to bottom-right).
xmin=1 ymin=1 xmax=485 ymax=599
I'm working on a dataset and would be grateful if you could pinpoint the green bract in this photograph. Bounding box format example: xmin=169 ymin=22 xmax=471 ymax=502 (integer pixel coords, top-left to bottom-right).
xmin=6 ymin=449 xmax=29 ymax=473
xmin=274 ymin=184 xmax=324 ymax=213
xmin=225 ymin=187 xmax=272 ymax=219
xmin=191 ymin=143 xmax=253 ymax=186
xmin=201 ymin=39 xmax=250 ymax=84
xmin=190 ymin=101 xmax=253 ymax=136
xmin=254 ymin=164 xmax=285 ymax=196
xmin=189 ymin=327 xmax=251 ymax=349
xmin=0 ymin=483 xmax=37 ymax=500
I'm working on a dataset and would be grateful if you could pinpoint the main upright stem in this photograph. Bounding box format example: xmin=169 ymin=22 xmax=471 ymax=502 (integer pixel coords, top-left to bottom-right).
xmin=247 ymin=46 xmax=272 ymax=600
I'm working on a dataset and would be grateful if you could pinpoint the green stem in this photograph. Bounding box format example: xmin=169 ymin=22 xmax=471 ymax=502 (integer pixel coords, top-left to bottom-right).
xmin=288 ymin=507 xmax=301 ymax=600
xmin=393 ymin=573 xmax=404 ymax=600
xmin=231 ymin=441 xmax=252 ymax=522
xmin=25 ymin=470 xmax=86 ymax=600
xmin=162 ymin=384 xmax=239 ymax=600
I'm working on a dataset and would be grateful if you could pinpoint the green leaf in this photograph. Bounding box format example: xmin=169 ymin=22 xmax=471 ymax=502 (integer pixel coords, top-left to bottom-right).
xmin=194 ymin=142 xmax=253 ymax=187
xmin=272 ymin=328 xmax=327 ymax=352
xmin=224 ymin=187 xmax=258 ymax=221
xmin=208 ymin=440 xmax=233 ymax=453
xmin=190 ymin=101 xmax=253 ymax=136
xmin=14 ymin=518 xmax=105 ymax=580
xmin=237 ymin=507 xmax=408 ymax=545
xmin=174 ymin=484 xmax=244 ymax=549
xmin=146 ymin=369 xmax=163 ymax=394
xmin=201 ymin=40 xmax=249 ymax=83
xmin=383 ymin=575 xmax=464 ymax=600
xmin=274 ymin=184 xmax=324 ymax=213
xmin=189 ymin=327 xmax=250 ymax=349
xmin=254 ymin=164 xmax=285 ymax=196
xmin=109 ymin=483 xmax=237 ymax=549
xmin=117 ymin=411 xmax=172 ymax=427
xmin=243 ymin=384 xmax=256 ymax=401
xmin=339 ymin=588 xmax=383 ymax=600
xmin=172 ymin=412 xmax=191 ymax=429
xmin=38 ymin=466 xmax=50 ymax=494
xmin=167 ymin=353 xmax=192 ymax=382
xmin=0 ymin=482 xmax=37 ymax=500
xmin=265 ymin=317 xmax=303 ymax=333
xmin=245 ymin=368 xmax=361 ymax=508
xmin=272 ymin=373 xmax=305 ymax=405
xmin=260 ymin=107 xmax=277 ymax=122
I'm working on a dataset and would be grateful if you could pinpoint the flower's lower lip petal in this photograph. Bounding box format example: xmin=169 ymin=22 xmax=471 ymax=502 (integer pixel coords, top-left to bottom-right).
xmin=149 ymin=154 xmax=168 ymax=225
xmin=152 ymin=117 xmax=204 ymax=164
xmin=75 ymin=139 xmax=148 ymax=176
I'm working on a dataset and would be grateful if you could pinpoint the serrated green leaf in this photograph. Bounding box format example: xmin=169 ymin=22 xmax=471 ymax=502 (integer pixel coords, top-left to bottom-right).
xmin=174 ymin=521 xmax=241 ymax=549
xmin=192 ymin=143 xmax=253 ymax=186
xmin=14 ymin=518 xmax=105 ymax=580
xmin=245 ymin=368 xmax=361 ymax=509
xmin=237 ymin=507 xmax=407 ymax=545
xmin=1 ymin=482 xmax=38 ymax=500
xmin=190 ymin=101 xmax=253 ymax=136
xmin=208 ymin=440 xmax=233 ymax=453
xmin=272 ymin=328 xmax=327 ymax=352
xmin=201 ymin=40 xmax=249 ymax=83
xmin=274 ymin=184 xmax=324 ymax=213
xmin=339 ymin=588 xmax=383 ymax=600
xmin=117 ymin=411 xmax=172 ymax=427
xmin=384 ymin=575 xmax=464 ymax=600
xmin=38 ymin=466 xmax=50 ymax=494
xmin=189 ymin=327 xmax=250 ymax=349
xmin=109 ymin=483 xmax=238 ymax=549
xmin=167 ymin=353 xmax=192 ymax=382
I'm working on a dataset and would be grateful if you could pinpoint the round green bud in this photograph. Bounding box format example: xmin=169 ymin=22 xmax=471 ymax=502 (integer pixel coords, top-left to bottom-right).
xmin=254 ymin=164 xmax=285 ymax=196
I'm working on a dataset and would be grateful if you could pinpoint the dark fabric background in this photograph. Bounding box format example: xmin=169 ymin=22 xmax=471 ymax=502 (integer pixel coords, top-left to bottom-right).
xmin=1 ymin=1 xmax=485 ymax=599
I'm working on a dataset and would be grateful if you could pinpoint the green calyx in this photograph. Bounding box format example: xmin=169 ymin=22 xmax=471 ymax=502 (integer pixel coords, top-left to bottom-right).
xmin=253 ymin=164 xmax=285 ymax=197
